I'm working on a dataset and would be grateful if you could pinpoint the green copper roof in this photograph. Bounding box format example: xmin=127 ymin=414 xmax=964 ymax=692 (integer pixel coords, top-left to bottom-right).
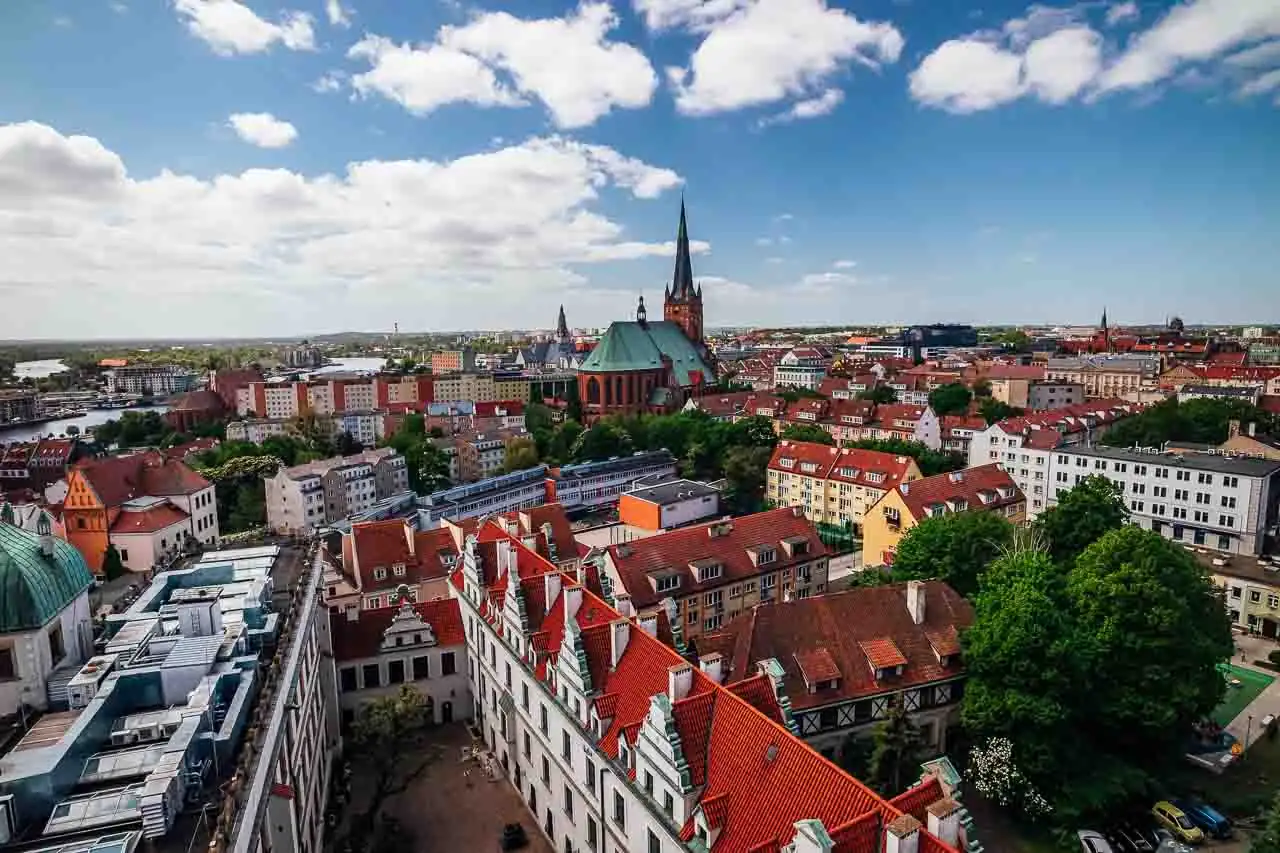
xmin=579 ymin=320 xmax=712 ymax=387
xmin=0 ymin=522 xmax=94 ymax=633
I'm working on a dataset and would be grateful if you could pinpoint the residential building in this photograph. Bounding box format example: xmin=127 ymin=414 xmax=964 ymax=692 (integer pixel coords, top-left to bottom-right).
xmin=1047 ymin=445 xmax=1280 ymax=555
xmin=820 ymin=399 xmax=877 ymax=445
xmin=966 ymin=399 xmax=1142 ymax=516
xmin=1158 ymin=363 xmax=1205 ymax=392
xmin=431 ymin=348 xmax=476 ymax=373
xmin=210 ymin=367 xmax=264 ymax=410
xmin=975 ymin=365 xmax=1045 ymax=407
xmin=766 ymin=440 xmax=921 ymax=534
xmin=226 ymin=418 xmax=292 ymax=444
xmin=617 ymin=478 xmax=721 ymax=531
xmin=474 ymin=400 xmax=527 ymax=430
xmin=459 ymin=430 xmax=530 ymax=483
xmin=863 ymin=464 xmax=1025 ymax=568
xmin=0 ymin=438 xmax=77 ymax=491
xmin=1027 ymin=381 xmax=1086 ymax=410
xmin=818 ymin=374 xmax=879 ymax=400
xmin=551 ymin=451 xmax=680 ymax=510
xmin=0 ymin=389 xmax=38 ymax=423
xmin=578 ymin=203 xmax=715 ymax=420
xmin=330 ymin=597 xmax=471 ymax=727
xmin=1045 ymin=355 xmax=1159 ymax=398
xmin=454 ymin=519 xmax=964 ymax=853
xmin=1221 ymin=420 xmax=1280 ymax=460
xmin=265 ymin=448 xmax=410 ymax=535
xmin=0 ymin=506 xmax=93 ymax=718
xmin=939 ymin=416 xmax=988 ymax=456
xmin=62 ymin=451 xmax=219 ymax=574
xmin=773 ymin=347 xmax=832 ymax=391
xmin=602 ymin=507 xmax=830 ymax=641
xmin=419 ymin=467 xmax=553 ymax=526
xmin=1179 ymin=384 xmax=1263 ymax=406
xmin=859 ymin=404 xmax=943 ymax=450
xmin=105 ymin=364 xmax=196 ymax=396
xmin=694 ymin=580 xmax=972 ymax=757
xmin=1204 ymin=551 xmax=1280 ymax=637
xmin=333 ymin=410 xmax=390 ymax=447
xmin=683 ymin=390 xmax=786 ymax=421
xmin=325 ymin=517 xmax=462 ymax=613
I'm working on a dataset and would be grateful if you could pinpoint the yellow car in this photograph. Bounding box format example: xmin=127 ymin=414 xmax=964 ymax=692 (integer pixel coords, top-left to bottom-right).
xmin=1153 ymin=801 xmax=1204 ymax=844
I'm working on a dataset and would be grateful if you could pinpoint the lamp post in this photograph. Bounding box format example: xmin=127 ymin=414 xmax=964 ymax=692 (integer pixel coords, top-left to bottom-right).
xmin=1244 ymin=714 xmax=1254 ymax=756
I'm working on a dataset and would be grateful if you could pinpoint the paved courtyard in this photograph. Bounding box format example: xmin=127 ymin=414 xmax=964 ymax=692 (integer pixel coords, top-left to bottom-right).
xmin=384 ymin=723 xmax=554 ymax=853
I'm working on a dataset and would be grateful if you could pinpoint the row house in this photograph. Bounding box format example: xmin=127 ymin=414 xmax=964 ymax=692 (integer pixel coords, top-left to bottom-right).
xmin=822 ymin=399 xmax=879 ymax=445
xmin=0 ymin=438 xmax=76 ymax=491
xmin=1199 ymin=365 xmax=1280 ymax=396
xmin=1205 ymin=551 xmax=1280 ymax=638
xmin=265 ymin=448 xmax=410 ymax=534
xmin=856 ymin=404 xmax=943 ymax=451
xmin=235 ymin=374 xmax=436 ymax=418
xmin=330 ymin=597 xmax=471 ymax=727
xmin=966 ymin=399 xmax=1143 ymax=516
xmin=432 ymin=428 xmax=532 ymax=483
xmin=818 ymin=374 xmax=879 ymax=400
xmin=725 ymin=355 xmax=779 ymax=390
xmin=454 ymin=520 xmax=965 ymax=853
xmin=862 ymin=465 xmax=1025 ymax=568
xmin=683 ymin=391 xmax=785 ymax=422
xmin=603 ymin=507 xmax=831 ymax=641
xmin=1047 ymin=445 xmax=1280 ymax=556
xmin=939 ymin=416 xmax=987 ymax=456
xmin=886 ymin=375 xmax=931 ymax=406
xmin=324 ymin=517 xmax=463 ymax=613
xmin=766 ymin=441 xmax=921 ymax=533
xmin=1044 ymin=355 xmax=1159 ymax=398
xmin=694 ymin=580 xmax=972 ymax=757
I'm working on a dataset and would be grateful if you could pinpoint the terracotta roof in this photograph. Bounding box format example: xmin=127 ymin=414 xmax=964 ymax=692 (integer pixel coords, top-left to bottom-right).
xmin=873 ymin=404 xmax=928 ymax=425
xmin=164 ymin=437 xmax=220 ymax=460
xmin=1208 ymin=351 xmax=1248 ymax=366
xmin=707 ymin=581 xmax=972 ymax=711
xmin=168 ymin=390 xmax=226 ymax=413
xmin=606 ymin=507 xmax=828 ymax=610
xmin=892 ymin=463 xmax=1022 ymax=522
xmin=474 ymin=400 xmax=525 ymax=417
xmin=1201 ymin=365 xmax=1280 ymax=382
xmin=498 ymin=503 xmax=578 ymax=565
xmin=75 ymin=451 xmax=210 ymax=508
xmin=348 ymin=518 xmax=459 ymax=591
xmin=826 ymin=398 xmax=876 ymax=424
xmin=979 ymin=364 xmax=1045 ymax=381
xmin=330 ymin=597 xmax=466 ymax=661
xmin=889 ymin=777 xmax=944 ymax=824
xmin=768 ymin=441 xmax=916 ymax=492
xmin=794 ymin=648 xmax=841 ymax=684
xmin=110 ymin=502 xmax=190 ymax=534
xmin=781 ymin=398 xmax=830 ymax=423
xmin=940 ymin=415 xmax=986 ymax=435
xmin=31 ymin=439 xmax=74 ymax=461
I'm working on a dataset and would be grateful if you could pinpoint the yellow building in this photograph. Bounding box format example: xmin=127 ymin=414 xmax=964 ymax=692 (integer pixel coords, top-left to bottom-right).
xmin=1203 ymin=551 xmax=1280 ymax=638
xmin=862 ymin=463 xmax=1025 ymax=567
xmin=431 ymin=372 xmax=530 ymax=404
xmin=765 ymin=440 xmax=921 ymax=534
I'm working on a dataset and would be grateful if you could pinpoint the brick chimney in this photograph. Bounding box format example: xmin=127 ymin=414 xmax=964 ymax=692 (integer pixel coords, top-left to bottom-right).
xmin=926 ymin=798 xmax=960 ymax=846
xmin=544 ymin=573 xmax=562 ymax=615
xmin=698 ymin=652 xmax=724 ymax=684
xmin=906 ymin=580 xmax=926 ymax=626
xmin=609 ymin=618 xmax=629 ymax=668
xmin=668 ymin=663 xmax=694 ymax=702
xmin=884 ymin=814 xmax=921 ymax=853
xmin=614 ymin=592 xmax=635 ymax=617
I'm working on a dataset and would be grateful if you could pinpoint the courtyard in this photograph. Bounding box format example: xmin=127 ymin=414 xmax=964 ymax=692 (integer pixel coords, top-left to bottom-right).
xmin=1212 ymin=663 xmax=1275 ymax=728
xmin=382 ymin=723 xmax=554 ymax=853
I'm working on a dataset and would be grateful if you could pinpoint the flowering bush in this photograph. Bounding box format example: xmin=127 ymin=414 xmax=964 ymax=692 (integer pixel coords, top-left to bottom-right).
xmin=967 ymin=737 xmax=1052 ymax=819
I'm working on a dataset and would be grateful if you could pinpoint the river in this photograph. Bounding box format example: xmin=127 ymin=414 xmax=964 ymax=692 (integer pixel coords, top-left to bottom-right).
xmin=13 ymin=359 xmax=70 ymax=379
xmin=0 ymin=406 xmax=170 ymax=444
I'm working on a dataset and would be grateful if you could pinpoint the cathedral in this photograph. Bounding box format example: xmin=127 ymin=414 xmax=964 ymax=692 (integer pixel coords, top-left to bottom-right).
xmin=577 ymin=201 xmax=715 ymax=421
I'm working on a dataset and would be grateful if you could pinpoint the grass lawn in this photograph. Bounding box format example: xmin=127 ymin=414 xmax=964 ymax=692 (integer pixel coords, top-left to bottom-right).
xmin=1211 ymin=664 xmax=1274 ymax=728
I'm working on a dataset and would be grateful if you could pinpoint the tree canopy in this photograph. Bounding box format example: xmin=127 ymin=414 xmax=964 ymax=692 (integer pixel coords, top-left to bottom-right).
xmin=1252 ymin=792 xmax=1280 ymax=853
xmin=780 ymin=423 xmax=835 ymax=445
xmin=888 ymin=510 xmax=1015 ymax=597
xmin=977 ymin=398 xmax=1023 ymax=425
xmin=928 ymin=382 xmax=973 ymax=416
xmin=1100 ymin=397 xmax=1280 ymax=448
xmin=857 ymin=385 xmax=898 ymax=403
xmin=867 ymin=694 xmax=924 ymax=797
xmin=1032 ymin=475 xmax=1128 ymax=564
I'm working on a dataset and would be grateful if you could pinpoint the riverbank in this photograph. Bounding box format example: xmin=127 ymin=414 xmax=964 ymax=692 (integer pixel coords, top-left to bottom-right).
xmin=0 ymin=405 xmax=169 ymax=443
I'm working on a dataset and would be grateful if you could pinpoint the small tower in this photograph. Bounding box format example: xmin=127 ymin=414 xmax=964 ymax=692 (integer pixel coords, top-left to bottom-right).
xmin=663 ymin=199 xmax=704 ymax=345
xmin=37 ymin=510 xmax=55 ymax=558
xmin=1100 ymin=306 xmax=1110 ymax=352
xmin=636 ymin=294 xmax=648 ymax=328
xmin=555 ymin=304 xmax=570 ymax=343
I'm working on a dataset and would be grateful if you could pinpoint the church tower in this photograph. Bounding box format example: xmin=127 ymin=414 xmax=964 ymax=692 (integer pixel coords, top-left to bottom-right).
xmin=664 ymin=199 xmax=704 ymax=345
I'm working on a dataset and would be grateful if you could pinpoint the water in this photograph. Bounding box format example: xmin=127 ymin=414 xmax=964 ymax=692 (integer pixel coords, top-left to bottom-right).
xmin=0 ymin=406 xmax=169 ymax=444
xmin=13 ymin=359 xmax=69 ymax=379
xmin=306 ymin=356 xmax=389 ymax=376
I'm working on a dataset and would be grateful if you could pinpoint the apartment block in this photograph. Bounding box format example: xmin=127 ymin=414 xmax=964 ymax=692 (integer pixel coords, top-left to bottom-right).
xmin=766 ymin=440 xmax=921 ymax=533
xmin=1045 ymin=355 xmax=1159 ymax=398
xmin=265 ymin=448 xmax=410 ymax=534
xmin=105 ymin=364 xmax=197 ymax=396
xmin=0 ymin=389 xmax=38 ymax=423
xmin=1204 ymin=551 xmax=1280 ymax=637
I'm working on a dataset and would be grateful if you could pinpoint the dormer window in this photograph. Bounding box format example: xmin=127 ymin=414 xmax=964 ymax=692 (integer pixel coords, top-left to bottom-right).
xmin=977 ymin=490 xmax=994 ymax=504
xmin=837 ymin=467 xmax=859 ymax=479
xmin=373 ymin=567 xmax=387 ymax=581
xmin=800 ymin=462 xmax=818 ymax=473
xmin=691 ymin=559 xmax=723 ymax=583
xmin=998 ymin=486 xmax=1016 ymax=499
xmin=393 ymin=563 xmax=407 ymax=577
xmin=752 ymin=547 xmax=776 ymax=566
xmin=778 ymin=458 xmax=795 ymax=469
xmin=947 ymin=498 xmax=968 ymax=512
xmin=865 ymin=472 xmax=885 ymax=484
xmin=928 ymin=503 xmax=946 ymax=518
xmin=655 ymin=574 xmax=681 ymax=593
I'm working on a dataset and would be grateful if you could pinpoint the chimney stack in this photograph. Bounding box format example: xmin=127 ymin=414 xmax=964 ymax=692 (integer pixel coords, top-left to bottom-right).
xmin=638 ymin=612 xmax=659 ymax=638
xmin=926 ymin=799 xmax=961 ymax=846
xmin=1249 ymin=421 xmax=1257 ymax=437
xmin=544 ymin=573 xmax=562 ymax=615
xmin=496 ymin=539 xmax=512 ymax=579
xmin=609 ymin=618 xmax=630 ymax=668
xmin=668 ymin=663 xmax=694 ymax=702
xmin=614 ymin=593 xmax=635 ymax=617
xmin=883 ymin=815 xmax=921 ymax=853
xmin=563 ymin=584 xmax=583 ymax=622
xmin=906 ymin=580 xmax=926 ymax=626
xmin=698 ymin=652 xmax=724 ymax=684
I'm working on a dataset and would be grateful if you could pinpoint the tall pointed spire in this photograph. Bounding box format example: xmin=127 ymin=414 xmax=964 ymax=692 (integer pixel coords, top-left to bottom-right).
xmin=556 ymin=304 xmax=569 ymax=340
xmin=671 ymin=196 xmax=694 ymax=301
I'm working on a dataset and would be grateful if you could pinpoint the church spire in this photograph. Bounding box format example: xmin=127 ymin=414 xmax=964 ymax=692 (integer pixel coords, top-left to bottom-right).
xmin=671 ymin=197 xmax=694 ymax=301
xmin=556 ymin=304 xmax=569 ymax=340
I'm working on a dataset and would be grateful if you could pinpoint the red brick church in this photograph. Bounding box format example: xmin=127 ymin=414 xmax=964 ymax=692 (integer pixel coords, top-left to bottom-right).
xmin=577 ymin=202 xmax=715 ymax=421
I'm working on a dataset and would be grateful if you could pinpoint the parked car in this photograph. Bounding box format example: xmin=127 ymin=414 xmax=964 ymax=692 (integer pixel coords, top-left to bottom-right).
xmin=1169 ymin=797 xmax=1232 ymax=839
xmin=1151 ymin=802 xmax=1204 ymax=845
xmin=1152 ymin=828 xmax=1194 ymax=853
xmin=1079 ymin=830 xmax=1116 ymax=853
xmin=1107 ymin=824 xmax=1154 ymax=853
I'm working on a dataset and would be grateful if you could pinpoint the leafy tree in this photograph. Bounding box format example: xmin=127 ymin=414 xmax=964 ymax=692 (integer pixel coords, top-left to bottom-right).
xmin=972 ymin=378 xmax=992 ymax=398
xmin=1252 ymin=792 xmax=1280 ymax=853
xmin=867 ymin=694 xmax=924 ymax=797
xmin=1033 ymin=475 xmax=1127 ymax=565
xmin=502 ymin=436 xmax=540 ymax=473
xmin=888 ymin=510 xmax=1015 ymax=597
xmin=571 ymin=421 xmax=633 ymax=462
xmin=101 ymin=544 xmax=126 ymax=581
xmin=335 ymin=430 xmax=362 ymax=456
xmin=777 ymin=387 xmax=827 ymax=402
xmin=721 ymin=445 xmax=773 ymax=514
xmin=838 ymin=734 xmax=874 ymax=780
xmin=977 ymin=398 xmax=1023 ymax=425
xmin=857 ymin=385 xmax=898 ymax=404
xmin=228 ymin=483 xmax=266 ymax=532
xmin=727 ymin=415 xmax=778 ymax=451
xmin=780 ymin=424 xmax=834 ymax=445
xmin=928 ymin=382 xmax=973 ymax=416
xmin=1101 ymin=397 xmax=1280 ymax=448
xmin=564 ymin=380 xmax=583 ymax=423
xmin=842 ymin=437 xmax=964 ymax=477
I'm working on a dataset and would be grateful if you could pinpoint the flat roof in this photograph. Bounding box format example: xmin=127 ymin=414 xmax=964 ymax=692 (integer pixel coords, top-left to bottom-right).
xmin=1061 ymin=444 xmax=1280 ymax=477
xmin=1196 ymin=549 xmax=1280 ymax=586
xmin=625 ymin=478 xmax=720 ymax=507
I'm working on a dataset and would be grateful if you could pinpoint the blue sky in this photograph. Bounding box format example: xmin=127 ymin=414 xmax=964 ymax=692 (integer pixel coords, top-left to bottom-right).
xmin=1 ymin=0 xmax=1278 ymax=339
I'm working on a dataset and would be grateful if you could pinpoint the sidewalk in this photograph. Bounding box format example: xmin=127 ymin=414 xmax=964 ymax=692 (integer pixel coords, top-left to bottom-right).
xmin=1228 ymin=634 xmax=1280 ymax=751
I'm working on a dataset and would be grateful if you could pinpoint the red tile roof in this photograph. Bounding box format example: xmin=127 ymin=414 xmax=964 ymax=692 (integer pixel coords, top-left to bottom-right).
xmin=498 ymin=503 xmax=578 ymax=566
xmin=168 ymin=390 xmax=227 ymax=413
xmin=31 ymin=438 xmax=74 ymax=462
xmin=164 ymin=437 xmax=221 ymax=460
xmin=75 ymin=451 xmax=210 ymax=508
xmin=474 ymin=400 xmax=525 ymax=417
xmin=109 ymin=502 xmax=190 ymax=534
xmin=768 ymin=441 xmax=916 ymax=491
xmin=860 ymin=638 xmax=908 ymax=670
xmin=892 ymin=463 xmax=1022 ymax=522
xmin=874 ymin=404 xmax=928 ymax=425
xmin=1208 ymin=351 xmax=1249 ymax=366
xmin=703 ymin=581 xmax=972 ymax=711
xmin=330 ymin=597 xmax=466 ymax=661
xmin=606 ymin=507 xmax=828 ymax=609
xmin=979 ymin=364 xmax=1045 ymax=381
xmin=1201 ymin=365 xmax=1280 ymax=382
xmin=889 ymin=776 xmax=944 ymax=824
xmin=794 ymin=648 xmax=841 ymax=684
xmin=348 ymin=518 xmax=460 ymax=591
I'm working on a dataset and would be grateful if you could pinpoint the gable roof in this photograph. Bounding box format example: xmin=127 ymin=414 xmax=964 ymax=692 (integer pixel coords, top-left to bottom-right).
xmin=579 ymin=320 xmax=712 ymax=387
xmin=606 ymin=507 xmax=828 ymax=609
xmin=110 ymin=502 xmax=190 ymax=534
xmin=74 ymin=451 xmax=210 ymax=508
xmin=330 ymin=597 xmax=467 ymax=661
xmin=348 ymin=518 xmax=459 ymax=591
xmin=891 ymin=463 xmax=1022 ymax=522
xmin=767 ymin=441 xmax=916 ymax=491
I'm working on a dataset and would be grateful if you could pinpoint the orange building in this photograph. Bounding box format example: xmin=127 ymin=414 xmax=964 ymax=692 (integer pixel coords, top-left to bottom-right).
xmin=617 ymin=478 xmax=721 ymax=531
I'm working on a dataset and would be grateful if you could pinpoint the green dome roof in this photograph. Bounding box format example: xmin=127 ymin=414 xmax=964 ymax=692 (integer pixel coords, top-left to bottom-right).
xmin=0 ymin=521 xmax=93 ymax=633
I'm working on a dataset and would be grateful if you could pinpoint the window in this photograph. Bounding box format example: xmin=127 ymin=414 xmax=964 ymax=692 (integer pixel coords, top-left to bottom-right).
xmin=362 ymin=664 xmax=380 ymax=688
xmin=48 ymin=624 xmax=65 ymax=662
xmin=413 ymin=656 xmax=429 ymax=679
xmin=562 ymin=730 xmax=572 ymax=760
xmin=663 ymin=790 xmax=674 ymax=816
xmin=613 ymin=791 xmax=626 ymax=828
xmin=587 ymin=816 xmax=598 ymax=851
xmin=1232 ymin=586 xmax=1242 ymax=598
xmin=1224 ymin=476 xmax=1239 ymax=488
xmin=1218 ymin=535 xmax=1231 ymax=550
xmin=522 ymin=682 xmax=530 ymax=711
xmin=441 ymin=652 xmax=456 ymax=675
xmin=818 ymin=707 xmax=838 ymax=730
xmin=648 ymin=829 xmax=661 ymax=853
xmin=1198 ymin=472 xmax=1213 ymax=485
xmin=1251 ymin=590 xmax=1263 ymax=603
xmin=643 ymin=770 xmax=654 ymax=795
xmin=505 ymin=662 xmax=512 ymax=689
xmin=542 ymin=756 xmax=551 ymax=785
xmin=1220 ymin=515 xmax=1235 ymax=528
xmin=524 ymin=732 xmax=532 ymax=759
xmin=1269 ymin=594 xmax=1279 ymax=609
xmin=339 ymin=667 xmax=357 ymax=692
xmin=541 ymin=704 xmax=549 ymax=735
xmin=563 ymin=785 xmax=574 ymax=819
xmin=388 ymin=659 xmax=405 ymax=684
xmin=585 ymin=758 xmax=595 ymax=792
xmin=655 ymin=575 xmax=680 ymax=593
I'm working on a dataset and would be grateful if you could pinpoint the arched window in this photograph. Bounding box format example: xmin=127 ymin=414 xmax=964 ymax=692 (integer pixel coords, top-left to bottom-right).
xmin=586 ymin=377 xmax=600 ymax=404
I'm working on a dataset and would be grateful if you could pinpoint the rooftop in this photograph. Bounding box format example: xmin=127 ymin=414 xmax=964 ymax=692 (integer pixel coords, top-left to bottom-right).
xmin=1061 ymin=444 xmax=1280 ymax=477
xmin=890 ymin=463 xmax=1023 ymax=522
xmin=623 ymin=478 xmax=721 ymax=507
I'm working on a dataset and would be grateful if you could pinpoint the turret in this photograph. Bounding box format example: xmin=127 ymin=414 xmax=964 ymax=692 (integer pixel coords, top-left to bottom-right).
xmin=37 ymin=510 xmax=55 ymax=558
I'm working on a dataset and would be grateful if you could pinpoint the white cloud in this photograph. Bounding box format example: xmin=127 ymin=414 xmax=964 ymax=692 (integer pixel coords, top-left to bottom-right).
xmin=774 ymin=212 xmax=794 ymax=222
xmin=633 ymin=0 xmax=748 ymax=31
xmin=1097 ymin=0 xmax=1280 ymax=93
xmin=910 ymin=38 xmax=1025 ymax=112
xmin=832 ymin=259 xmax=856 ymax=268
xmin=1003 ymin=4 xmax=1083 ymax=48
xmin=325 ymin=0 xmax=352 ymax=28
xmin=1024 ymin=26 xmax=1103 ymax=103
xmin=1241 ymin=68 xmax=1280 ymax=96
xmin=755 ymin=237 xmax=772 ymax=246
xmin=799 ymin=270 xmax=858 ymax=291
xmin=759 ymin=87 xmax=843 ymax=126
xmin=349 ymin=3 xmax=656 ymax=129
xmin=765 ymin=256 xmax=784 ymax=264
xmin=0 ymin=121 xmax=691 ymax=337
xmin=53 ymin=15 xmax=73 ymax=27
xmin=110 ymin=2 xmax=128 ymax=13
xmin=312 ymin=72 xmax=346 ymax=93
xmin=668 ymin=0 xmax=903 ymax=116
xmin=1226 ymin=39 xmax=1280 ymax=68
xmin=227 ymin=112 xmax=298 ymax=148
xmin=1105 ymin=2 xmax=1139 ymax=27
xmin=174 ymin=0 xmax=315 ymax=56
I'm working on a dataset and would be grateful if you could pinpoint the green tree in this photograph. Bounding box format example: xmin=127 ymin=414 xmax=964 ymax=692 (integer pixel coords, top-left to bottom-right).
xmin=564 ymin=380 xmax=583 ymax=423
xmin=228 ymin=483 xmax=265 ymax=532
xmin=101 ymin=544 xmax=126 ymax=581
xmin=928 ymin=382 xmax=973 ymax=416
xmin=867 ymin=694 xmax=924 ymax=797
xmin=726 ymin=415 xmax=779 ymax=451
xmin=721 ymin=445 xmax=773 ymax=514
xmin=335 ymin=430 xmax=362 ymax=456
xmin=780 ymin=423 xmax=834 ymax=445
xmin=1252 ymin=792 xmax=1280 ymax=853
xmin=837 ymin=734 xmax=874 ymax=780
xmin=1033 ymin=475 xmax=1127 ymax=565
xmin=972 ymin=378 xmax=992 ymax=398
xmin=1101 ymin=397 xmax=1280 ymax=448
xmin=571 ymin=421 xmax=633 ymax=462
xmin=888 ymin=510 xmax=1015 ymax=597
xmin=857 ymin=385 xmax=898 ymax=404
xmin=502 ymin=436 xmax=540 ymax=473
xmin=977 ymin=398 xmax=1023 ymax=425
xmin=842 ymin=437 xmax=964 ymax=477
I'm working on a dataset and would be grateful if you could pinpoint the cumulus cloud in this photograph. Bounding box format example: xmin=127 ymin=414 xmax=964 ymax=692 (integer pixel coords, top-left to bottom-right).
xmin=667 ymin=0 xmax=902 ymax=116
xmin=1240 ymin=68 xmax=1280 ymax=97
xmin=1226 ymin=40 xmax=1280 ymax=68
xmin=348 ymin=3 xmax=656 ymax=129
xmin=0 ymin=121 xmax=692 ymax=337
xmin=632 ymin=0 xmax=748 ymax=31
xmin=173 ymin=0 xmax=315 ymax=55
xmin=759 ymin=88 xmax=844 ymax=126
xmin=325 ymin=0 xmax=352 ymax=28
xmin=312 ymin=72 xmax=346 ymax=93
xmin=832 ymin=259 xmax=856 ymax=269
xmin=1105 ymin=2 xmax=1139 ymax=27
xmin=227 ymin=112 xmax=298 ymax=148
